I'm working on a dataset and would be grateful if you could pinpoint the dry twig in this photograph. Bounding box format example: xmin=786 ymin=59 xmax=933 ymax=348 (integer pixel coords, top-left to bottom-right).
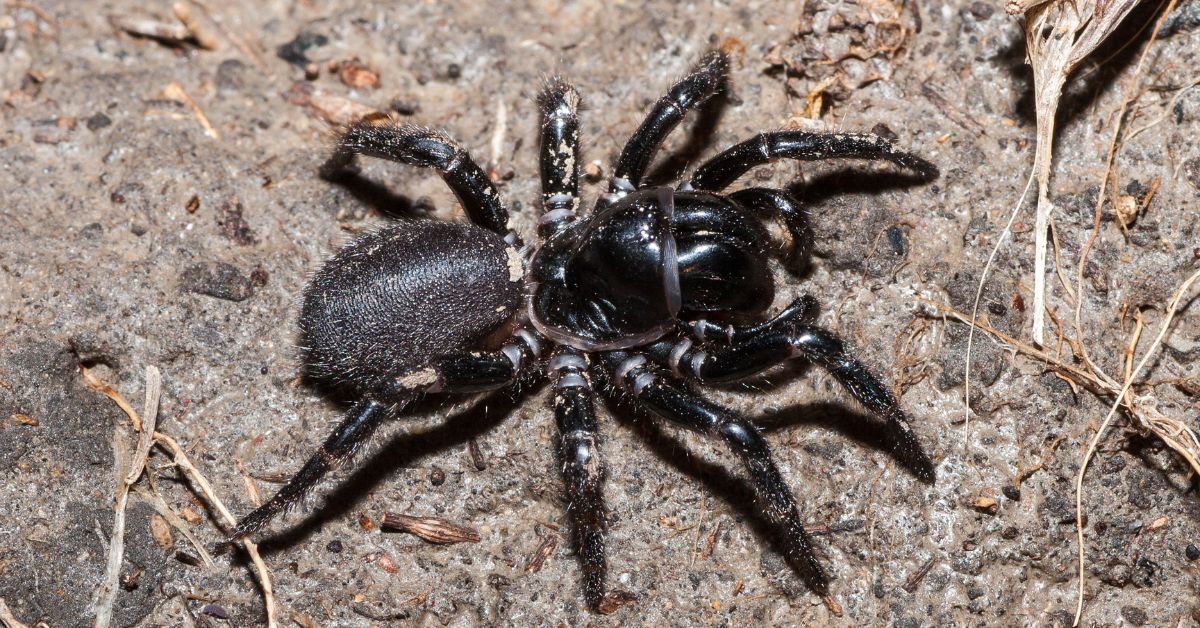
xmin=0 ymin=599 xmax=30 ymax=628
xmin=1073 ymin=267 xmax=1200 ymax=625
xmin=162 ymin=82 xmax=218 ymax=139
xmin=92 ymin=366 xmax=160 ymax=628
xmin=83 ymin=368 xmax=277 ymax=627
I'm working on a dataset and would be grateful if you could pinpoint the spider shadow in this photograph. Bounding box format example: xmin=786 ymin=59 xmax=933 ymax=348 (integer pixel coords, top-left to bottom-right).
xmin=606 ymin=377 xmax=929 ymax=595
xmin=789 ymin=166 xmax=937 ymax=208
xmin=321 ymin=168 xmax=420 ymax=221
xmin=642 ymin=91 xmax=731 ymax=187
xmin=249 ymin=389 xmax=529 ymax=555
xmin=736 ymin=362 xmax=937 ymax=478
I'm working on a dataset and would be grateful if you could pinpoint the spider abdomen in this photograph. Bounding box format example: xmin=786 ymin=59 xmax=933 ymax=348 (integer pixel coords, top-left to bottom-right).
xmin=299 ymin=219 xmax=523 ymax=397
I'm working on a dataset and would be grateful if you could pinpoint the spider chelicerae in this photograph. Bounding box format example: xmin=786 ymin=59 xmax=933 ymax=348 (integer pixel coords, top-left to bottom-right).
xmin=231 ymin=49 xmax=937 ymax=612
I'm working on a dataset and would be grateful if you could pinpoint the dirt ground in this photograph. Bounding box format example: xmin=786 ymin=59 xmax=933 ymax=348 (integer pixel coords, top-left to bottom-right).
xmin=2 ymin=0 xmax=1199 ymax=626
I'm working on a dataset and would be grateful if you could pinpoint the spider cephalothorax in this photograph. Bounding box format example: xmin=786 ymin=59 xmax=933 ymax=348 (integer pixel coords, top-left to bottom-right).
xmin=231 ymin=50 xmax=937 ymax=613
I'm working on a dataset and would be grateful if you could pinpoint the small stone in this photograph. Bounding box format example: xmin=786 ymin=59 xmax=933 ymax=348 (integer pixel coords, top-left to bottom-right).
xmin=216 ymin=59 xmax=247 ymax=91
xmin=390 ymin=100 xmax=419 ymax=116
xmin=201 ymin=604 xmax=229 ymax=619
xmin=86 ymin=112 xmax=112 ymax=130
xmin=972 ymin=496 xmax=998 ymax=515
xmin=1184 ymin=157 xmax=1200 ymax=192
xmin=377 ymin=554 xmax=399 ymax=573
xmin=326 ymin=539 xmax=343 ymax=553
xmin=968 ymin=2 xmax=994 ymax=19
xmin=429 ymin=466 xmax=446 ymax=486
xmin=1120 ymin=606 xmax=1148 ymax=626
xmin=1186 ymin=544 xmax=1200 ymax=560
xmin=180 ymin=262 xmax=254 ymax=302
xmin=871 ymin=122 xmax=898 ymax=142
xmin=277 ymin=32 xmax=328 ymax=66
xmin=331 ymin=57 xmax=380 ymax=89
xmin=249 ymin=265 xmax=269 ymax=287
xmin=1002 ymin=485 xmax=1021 ymax=501
xmin=885 ymin=226 xmax=907 ymax=256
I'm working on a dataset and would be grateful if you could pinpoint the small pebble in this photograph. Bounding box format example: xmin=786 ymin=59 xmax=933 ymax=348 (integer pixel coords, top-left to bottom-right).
xmin=871 ymin=122 xmax=898 ymax=142
xmin=201 ymin=604 xmax=229 ymax=619
xmin=180 ymin=262 xmax=254 ymax=302
xmin=86 ymin=112 xmax=112 ymax=130
xmin=1186 ymin=544 xmax=1200 ymax=560
xmin=326 ymin=539 xmax=343 ymax=553
xmin=1120 ymin=605 xmax=1148 ymax=626
xmin=429 ymin=466 xmax=446 ymax=486
xmin=584 ymin=161 xmax=603 ymax=181
xmin=277 ymin=32 xmax=328 ymax=66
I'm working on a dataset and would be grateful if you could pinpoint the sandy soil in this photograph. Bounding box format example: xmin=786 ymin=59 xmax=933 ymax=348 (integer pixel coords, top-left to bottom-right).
xmin=1 ymin=0 xmax=1199 ymax=625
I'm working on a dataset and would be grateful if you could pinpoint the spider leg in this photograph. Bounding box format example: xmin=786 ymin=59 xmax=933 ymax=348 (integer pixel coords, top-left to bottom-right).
xmin=690 ymin=131 xmax=937 ymax=192
xmin=611 ymin=50 xmax=728 ymax=193
xmin=729 ymin=187 xmax=813 ymax=273
xmin=687 ymin=294 xmax=819 ymax=345
xmin=320 ymin=120 xmax=513 ymax=238
xmin=230 ymin=333 xmax=542 ymax=540
xmin=548 ymin=347 xmax=607 ymax=609
xmin=648 ymin=324 xmax=936 ymax=482
xmin=601 ymin=352 xmax=828 ymax=595
xmin=537 ymin=78 xmax=583 ymax=237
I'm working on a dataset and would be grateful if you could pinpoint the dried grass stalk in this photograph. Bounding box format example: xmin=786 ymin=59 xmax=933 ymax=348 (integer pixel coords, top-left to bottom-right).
xmin=1072 ymin=267 xmax=1200 ymax=624
xmin=1017 ymin=0 xmax=1145 ymax=345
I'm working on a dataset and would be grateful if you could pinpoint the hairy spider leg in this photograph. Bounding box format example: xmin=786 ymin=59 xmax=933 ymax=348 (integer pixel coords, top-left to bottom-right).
xmin=537 ymin=78 xmax=583 ymax=237
xmin=690 ymin=131 xmax=938 ymax=193
xmin=647 ymin=325 xmax=936 ymax=483
xmin=603 ymin=352 xmax=829 ymax=595
xmin=729 ymin=187 xmax=814 ymax=274
xmin=230 ymin=398 xmax=392 ymax=539
xmin=548 ymin=347 xmax=607 ymax=609
xmin=230 ymin=333 xmax=542 ymax=540
xmin=611 ymin=50 xmax=729 ymax=194
xmin=320 ymin=121 xmax=514 ymax=238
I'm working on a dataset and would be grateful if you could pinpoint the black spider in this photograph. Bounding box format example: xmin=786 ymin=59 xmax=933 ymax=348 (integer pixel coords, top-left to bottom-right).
xmin=231 ymin=50 xmax=937 ymax=612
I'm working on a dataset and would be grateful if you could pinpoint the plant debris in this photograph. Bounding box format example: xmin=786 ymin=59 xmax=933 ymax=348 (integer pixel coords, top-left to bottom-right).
xmin=381 ymin=512 xmax=481 ymax=544
xmin=765 ymin=0 xmax=918 ymax=104
xmin=1010 ymin=0 xmax=1149 ymax=344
